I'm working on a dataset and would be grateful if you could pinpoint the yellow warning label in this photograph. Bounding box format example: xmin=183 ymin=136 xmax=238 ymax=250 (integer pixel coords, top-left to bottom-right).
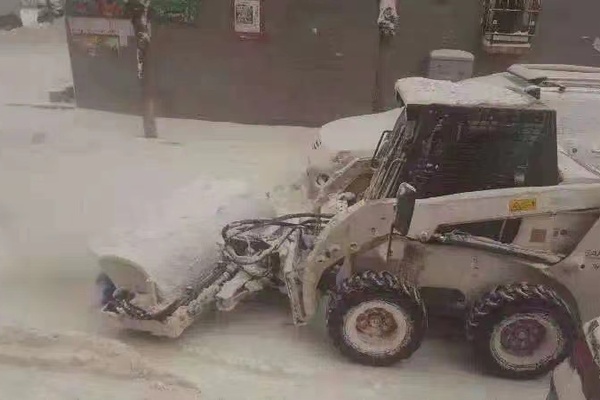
xmin=509 ymin=198 xmax=537 ymax=212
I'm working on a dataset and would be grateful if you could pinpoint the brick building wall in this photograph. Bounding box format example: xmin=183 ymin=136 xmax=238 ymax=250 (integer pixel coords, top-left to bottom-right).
xmin=67 ymin=0 xmax=600 ymax=127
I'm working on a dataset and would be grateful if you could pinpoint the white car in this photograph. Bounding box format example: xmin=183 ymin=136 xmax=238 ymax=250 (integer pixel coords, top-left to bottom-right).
xmin=305 ymin=107 xmax=402 ymax=200
xmin=305 ymin=64 xmax=600 ymax=209
xmin=548 ymin=318 xmax=600 ymax=400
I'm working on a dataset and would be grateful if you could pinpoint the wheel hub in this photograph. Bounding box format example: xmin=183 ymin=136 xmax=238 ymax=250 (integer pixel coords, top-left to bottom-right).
xmin=355 ymin=307 xmax=398 ymax=338
xmin=342 ymin=299 xmax=412 ymax=358
xmin=500 ymin=317 xmax=547 ymax=356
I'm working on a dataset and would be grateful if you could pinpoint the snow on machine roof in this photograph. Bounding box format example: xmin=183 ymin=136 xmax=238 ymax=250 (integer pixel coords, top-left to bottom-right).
xmin=394 ymin=77 xmax=545 ymax=109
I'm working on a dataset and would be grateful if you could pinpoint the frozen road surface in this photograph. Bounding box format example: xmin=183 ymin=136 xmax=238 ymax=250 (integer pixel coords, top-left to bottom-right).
xmin=0 ymin=106 xmax=548 ymax=400
xmin=0 ymin=20 xmax=548 ymax=400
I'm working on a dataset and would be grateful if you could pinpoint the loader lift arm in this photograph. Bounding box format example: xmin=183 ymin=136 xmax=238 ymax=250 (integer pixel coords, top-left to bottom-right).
xmin=296 ymin=182 xmax=600 ymax=323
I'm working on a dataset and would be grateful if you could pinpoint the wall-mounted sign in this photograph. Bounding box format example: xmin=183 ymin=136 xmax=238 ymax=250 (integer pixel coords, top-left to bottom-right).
xmin=68 ymin=16 xmax=135 ymax=47
xmin=233 ymin=0 xmax=263 ymax=39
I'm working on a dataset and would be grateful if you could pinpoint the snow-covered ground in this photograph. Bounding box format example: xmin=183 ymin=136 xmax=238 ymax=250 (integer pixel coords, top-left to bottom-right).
xmin=0 ymin=20 xmax=549 ymax=399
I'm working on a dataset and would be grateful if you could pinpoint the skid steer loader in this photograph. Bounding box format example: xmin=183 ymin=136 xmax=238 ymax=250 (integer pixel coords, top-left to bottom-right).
xmin=307 ymin=68 xmax=600 ymax=214
xmin=94 ymin=80 xmax=600 ymax=381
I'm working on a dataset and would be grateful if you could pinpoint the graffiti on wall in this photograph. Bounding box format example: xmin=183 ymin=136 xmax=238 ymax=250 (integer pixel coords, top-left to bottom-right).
xmin=153 ymin=0 xmax=200 ymax=23
xmin=67 ymin=0 xmax=200 ymax=23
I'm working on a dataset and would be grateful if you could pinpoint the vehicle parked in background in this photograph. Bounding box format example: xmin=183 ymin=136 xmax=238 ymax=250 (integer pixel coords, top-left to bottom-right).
xmin=305 ymin=107 xmax=402 ymax=200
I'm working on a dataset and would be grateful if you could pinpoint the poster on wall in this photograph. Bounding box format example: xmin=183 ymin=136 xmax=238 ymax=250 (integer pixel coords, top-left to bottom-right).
xmin=233 ymin=0 xmax=263 ymax=38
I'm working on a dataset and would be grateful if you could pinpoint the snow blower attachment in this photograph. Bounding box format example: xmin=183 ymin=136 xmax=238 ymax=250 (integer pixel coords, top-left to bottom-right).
xmin=91 ymin=179 xmax=279 ymax=337
xmin=92 ymin=178 xmax=334 ymax=338
xmin=95 ymin=79 xmax=600 ymax=380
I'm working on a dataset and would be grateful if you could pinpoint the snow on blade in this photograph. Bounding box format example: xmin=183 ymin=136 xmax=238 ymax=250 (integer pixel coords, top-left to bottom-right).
xmin=89 ymin=178 xmax=275 ymax=305
xmin=395 ymin=77 xmax=538 ymax=108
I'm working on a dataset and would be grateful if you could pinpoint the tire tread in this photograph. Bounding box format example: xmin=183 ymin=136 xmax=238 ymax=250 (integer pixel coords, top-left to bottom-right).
xmin=466 ymin=282 xmax=577 ymax=379
xmin=327 ymin=270 xmax=427 ymax=366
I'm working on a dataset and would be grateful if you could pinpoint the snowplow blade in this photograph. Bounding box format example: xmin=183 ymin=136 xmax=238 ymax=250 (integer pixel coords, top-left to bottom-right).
xmin=90 ymin=178 xmax=276 ymax=337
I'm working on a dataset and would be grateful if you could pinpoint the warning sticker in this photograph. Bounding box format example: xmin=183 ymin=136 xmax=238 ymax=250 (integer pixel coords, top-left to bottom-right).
xmin=584 ymin=250 xmax=600 ymax=270
xmin=509 ymin=198 xmax=537 ymax=212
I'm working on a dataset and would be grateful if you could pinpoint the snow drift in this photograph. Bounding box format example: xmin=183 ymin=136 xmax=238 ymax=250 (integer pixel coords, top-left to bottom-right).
xmin=0 ymin=324 xmax=201 ymax=397
xmin=89 ymin=178 xmax=276 ymax=305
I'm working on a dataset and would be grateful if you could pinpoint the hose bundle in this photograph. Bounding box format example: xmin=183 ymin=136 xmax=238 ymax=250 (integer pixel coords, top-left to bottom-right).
xmin=221 ymin=213 xmax=334 ymax=270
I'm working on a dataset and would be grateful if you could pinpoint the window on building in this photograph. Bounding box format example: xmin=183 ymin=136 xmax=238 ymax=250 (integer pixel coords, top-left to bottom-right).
xmin=481 ymin=0 xmax=541 ymax=52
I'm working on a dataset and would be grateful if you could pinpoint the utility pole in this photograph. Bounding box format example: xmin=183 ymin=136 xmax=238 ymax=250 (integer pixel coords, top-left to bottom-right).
xmin=126 ymin=0 xmax=158 ymax=138
xmin=372 ymin=0 xmax=398 ymax=113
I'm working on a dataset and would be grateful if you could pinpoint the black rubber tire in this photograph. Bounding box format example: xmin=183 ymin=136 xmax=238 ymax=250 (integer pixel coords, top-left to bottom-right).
xmin=466 ymin=283 xmax=577 ymax=380
xmin=326 ymin=270 xmax=427 ymax=366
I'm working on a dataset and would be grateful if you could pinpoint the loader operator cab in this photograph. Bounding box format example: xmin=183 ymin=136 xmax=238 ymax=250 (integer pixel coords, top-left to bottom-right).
xmin=367 ymin=77 xmax=559 ymax=242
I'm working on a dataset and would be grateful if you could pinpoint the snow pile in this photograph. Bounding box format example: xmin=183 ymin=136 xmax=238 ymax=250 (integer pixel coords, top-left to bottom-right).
xmin=90 ymin=178 xmax=275 ymax=303
xmin=395 ymin=77 xmax=538 ymax=107
xmin=0 ymin=324 xmax=200 ymax=396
